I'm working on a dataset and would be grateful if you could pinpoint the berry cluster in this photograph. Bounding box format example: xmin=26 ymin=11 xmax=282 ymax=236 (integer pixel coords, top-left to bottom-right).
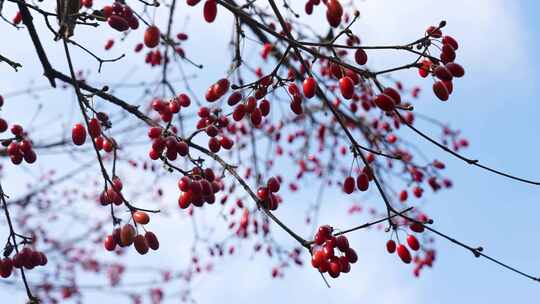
xmin=178 ymin=167 xmax=223 ymax=209
xmin=4 ymin=124 xmax=37 ymax=165
xmin=104 ymin=3 xmax=139 ymax=32
xmin=229 ymin=87 xmax=272 ymax=126
xmin=99 ymin=177 xmax=125 ymax=206
xmin=342 ymin=167 xmax=373 ymax=194
xmin=0 ymin=247 xmax=48 ymax=278
xmin=146 ymin=96 xmax=190 ymax=160
xmin=196 ymin=106 xmax=234 ymax=153
xmin=148 ymin=129 xmax=187 ymax=161
xmin=72 ymin=114 xmax=113 ymax=152
xmin=104 ymin=223 xmax=159 ymax=255
xmin=386 ymin=222 xmax=425 ymax=264
xmin=311 ymin=225 xmax=358 ymax=278
xmin=151 ymin=96 xmax=188 ymax=123
xmin=420 ymin=26 xmax=465 ymax=101
xmin=256 ymin=177 xmax=282 ymax=210
xmin=144 ymin=49 xmax=162 ymax=66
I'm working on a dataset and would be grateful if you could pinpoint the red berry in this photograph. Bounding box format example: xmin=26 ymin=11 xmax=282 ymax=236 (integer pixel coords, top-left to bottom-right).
xmin=311 ymin=250 xmax=326 ymax=268
xmin=303 ymin=77 xmax=317 ymax=99
xmin=134 ymin=234 xmax=149 ymax=255
xmin=328 ymin=260 xmax=341 ymax=278
xmin=399 ymin=190 xmax=408 ymax=202
xmin=103 ymin=5 xmax=113 ymax=17
xmin=418 ymin=59 xmax=432 ymax=78
xmin=178 ymin=191 xmax=192 ymax=209
xmin=386 ymin=239 xmax=396 ymax=253
xmin=0 ymin=258 xmax=13 ymax=278
xmin=88 ymin=118 xmax=101 ymax=138
xmin=443 ymin=80 xmax=453 ymax=95
xmin=103 ymin=138 xmax=114 ymax=152
xmin=12 ymin=11 xmax=22 ymax=24
xmin=426 ymin=25 xmax=442 ymax=38
xmin=178 ymin=94 xmax=191 ymax=107
xmin=345 ymin=248 xmax=358 ymax=264
xmin=178 ymin=176 xmax=191 ymax=192
xmin=406 ymin=234 xmax=420 ymax=251
xmin=322 ymin=243 xmax=335 ymax=259
xmin=338 ymin=256 xmax=351 ymax=273
xmin=250 ymin=108 xmax=263 ymax=126
xmin=72 ymin=123 xmax=86 ymax=146
xmin=23 ymin=150 xmax=37 ymax=164
xmin=144 ymin=26 xmax=160 ymax=48
xmin=208 ymin=137 xmax=221 ymax=153
xmin=343 ymin=176 xmax=355 ymax=194
xmin=145 ymin=231 xmax=160 ymax=250
xmin=397 ymin=244 xmax=412 ymax=264
xmin=11 ymin=124 xmax=23 ymax=137
xmin=335 ymin=235 xmax=349 ymax=252
xmin=314 ymin=232 xmax=326 ymax=245
xmin=203 ymin=0 xmax=217 ymax=23
xmin=434 ymin=65 xmax=453 ymax=81
xmin=232 ymin=104 xmax=246 ymax=121
xmin=356 ymin=173 xmax=369 ymax=191
xmin=148 ymin=127 xmax=162 ymax=139
xmin=338 ymin=76 xmax=354 ymax=99
xmin=433 ymin=81 xmax=449 ymax=101
xmin=441 ymin=44 xmax=456 ymax=62
xmin=410 ymin=222 xmax=425 ymax=233
xmin=374 ymin=94 xmax=395 ymax=112
xmin=219 ymin=135 xmax=233 ymax=150
xmin=267 ymin=177 xmax=280 ymax=193
xmin=326 ymin=0 xmax=343 ymax=28
xmin=446 ymin=62 xmax=465 ymax=78
xmin=354 ymin=49 xmax=368 ymax=65
xmin=104 ymin=235 xmax=116 ymax=251
xmin=228 ymin=92 xmax=242 ymax=106
xmin=214 ymin=79 xmax=230 ymax=97
xmin=0 ymin=119 xmax=7 ymax=133
xmin=133 ymin=211 xmax=150 ymax=225
xmin=108 ymin=15 xmax=129 ymax=32
xmin=383 ymin=87 xmax=401 ymax=104
xmin=442 ymin=35 xmax=459 ymax=50
xmin=259 ymin=99 xmax=270 ymax=116
xmin=120 ymin=224 xmax=135 ymax=246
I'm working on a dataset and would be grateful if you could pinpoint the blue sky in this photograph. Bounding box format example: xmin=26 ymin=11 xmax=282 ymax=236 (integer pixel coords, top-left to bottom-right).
xmin=1 ymin=0 xmax=540 ymax=303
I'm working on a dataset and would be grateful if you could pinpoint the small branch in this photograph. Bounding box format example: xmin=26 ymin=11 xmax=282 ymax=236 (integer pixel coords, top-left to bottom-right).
xmin=394 ymin=110 xmax=540 ymax=185
xmin=0 ymin=52 xmax=21 ymax=71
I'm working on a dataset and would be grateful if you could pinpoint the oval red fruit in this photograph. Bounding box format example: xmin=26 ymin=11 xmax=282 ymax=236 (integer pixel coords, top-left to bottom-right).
xmin=374 ymin=94 xmax=395 ymax=112
xmin=433 ymin=81 xmax=449 ymax=101
xmin=144 ymin=26 xmax=161 ymax=48
xmin=303 ymin=77 xmax=317 ymax=99
xmin=72 ymin=123 xmax=86 ymax=146
xmin=406 ymin=234 xmax=420 ymax=251
xmin=339 ymin=76 xmax=354 ymax=99
xmin=203 ymin=0 xmax=217 ymax=23
xmin=397 ymin=244 xmax=412 ymax=264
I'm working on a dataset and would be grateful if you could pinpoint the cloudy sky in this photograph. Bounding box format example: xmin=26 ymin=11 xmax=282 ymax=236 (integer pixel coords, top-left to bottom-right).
xmin=1 ymin=0 xmax=540 ymax=303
